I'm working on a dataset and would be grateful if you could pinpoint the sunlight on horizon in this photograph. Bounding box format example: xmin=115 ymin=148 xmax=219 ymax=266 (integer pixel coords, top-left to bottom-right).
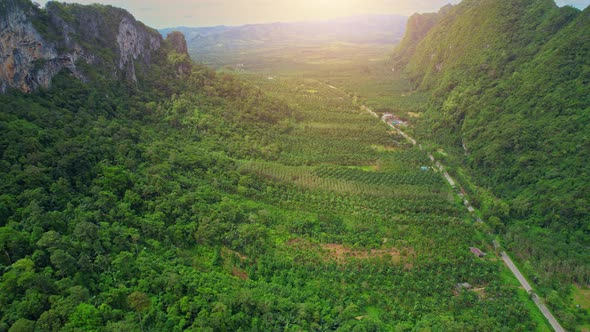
xmin=288 ymin=0 xmax=360 ymax=20
xmin=34 ymin=0 xmax=589 ymax=28
xmin=34 ymin=0 xmax=460 ymax=27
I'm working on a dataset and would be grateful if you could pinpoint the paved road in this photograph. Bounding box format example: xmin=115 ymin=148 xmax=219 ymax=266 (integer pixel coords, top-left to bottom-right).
xmin=364 ymin=106 xmax=487 ymax=224
xmin=500 ymin=251 xmax=565 ymax=332
xmin=387 ymin=120 xmax=486 ymax=223
xmin=500 ymin=251 xmax=533 ymax=292
xmin=366 ymin=103 xmax=564 ymax=331
xmin=532 ymin=294 xmax=566 ymax=332
xmin=385 ymin=120 xmax=417 ymax=145
xmin=442 ymin=170 xmax=456 ymax=187
xmin=336 ymin=86 xmax=564 ymax=331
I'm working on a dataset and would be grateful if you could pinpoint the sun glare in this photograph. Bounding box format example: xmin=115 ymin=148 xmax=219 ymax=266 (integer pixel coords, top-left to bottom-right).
xmin=293 ymin=0 xmax=359 ymax=20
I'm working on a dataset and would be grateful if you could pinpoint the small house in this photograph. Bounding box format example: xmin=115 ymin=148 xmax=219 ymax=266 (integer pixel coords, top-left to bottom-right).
xmin=381 ymin=113 xmax=395 ymax=121
xmin=470 ymin=247 xmax=486 ymax=257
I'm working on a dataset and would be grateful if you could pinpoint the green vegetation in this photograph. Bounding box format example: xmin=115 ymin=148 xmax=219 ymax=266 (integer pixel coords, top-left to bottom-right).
xmin=5 ymin=0 xmax=587 ymax=329
xmin=1 ymin=20 xmax=543 ymax=330
xmin=393 ymin=0 xmax=590 ymax=329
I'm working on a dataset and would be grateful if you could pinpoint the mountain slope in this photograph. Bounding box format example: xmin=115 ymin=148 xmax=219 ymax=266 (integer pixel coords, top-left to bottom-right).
xmin=391 ymin=5 xmax=453 ymax=68
xmin=161 ymin=14 xmax=408 ymax=64
xmin=0 ymin=0 xmax=191 ymax=93
xmin=394 ymin=0 xmax=589 ymax=326
xmin=0 ymin=1 xmax=546 ymax=331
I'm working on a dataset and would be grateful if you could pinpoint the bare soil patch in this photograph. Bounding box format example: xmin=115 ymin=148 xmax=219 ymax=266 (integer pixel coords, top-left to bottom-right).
xmin=231 ymin=267 xmax=249 ymax=280
xmin=320 ymin=243 xmax=403 ymax=263
xmin=286 ymin=239 xmax=414 ymax=267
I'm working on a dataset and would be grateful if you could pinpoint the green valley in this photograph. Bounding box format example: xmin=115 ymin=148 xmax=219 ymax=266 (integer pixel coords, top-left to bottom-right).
xmin=1 ymin=0 xmax=588 ymax=331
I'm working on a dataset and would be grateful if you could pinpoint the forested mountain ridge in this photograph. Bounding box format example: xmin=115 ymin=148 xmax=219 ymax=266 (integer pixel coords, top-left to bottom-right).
xmin=0 ymin=0 xmax=549 ymax=330
xmin=0 ymin=0 xmax=190 ymax=93
xmin=394 ymin=0 xmax=589 ymax=319
xmin=391 ymin=4 xmax=453 ymax=69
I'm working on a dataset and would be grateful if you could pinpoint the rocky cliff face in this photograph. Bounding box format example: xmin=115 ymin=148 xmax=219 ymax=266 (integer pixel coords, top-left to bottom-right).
xmin=0 ymin=0 xmax=185 ymax=93
xmin=115 ymin=15 xmax=161 ymax=82
xmin=165 ymin=31 xmax=192 ymax=76
xmin=1 ymin=0 xmax=63 ymax=92
xmin=166 ymin=31 xmax=188 ymax=55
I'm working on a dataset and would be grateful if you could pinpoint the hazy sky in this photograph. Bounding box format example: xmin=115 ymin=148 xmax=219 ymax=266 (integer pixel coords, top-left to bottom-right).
xmin=36 ymin=0 xmax=590 ymax=28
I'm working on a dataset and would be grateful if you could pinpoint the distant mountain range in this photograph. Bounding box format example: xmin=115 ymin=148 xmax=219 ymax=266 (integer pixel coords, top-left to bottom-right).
xmin=160 ymin=14 xmax=408 ymax=56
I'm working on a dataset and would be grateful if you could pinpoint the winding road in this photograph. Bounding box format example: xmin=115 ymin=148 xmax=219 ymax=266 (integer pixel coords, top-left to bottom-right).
xmin=356 ymin=99 xmax=566 ymax=332
xmin=322 ymin=80 xmax=569 ymax=331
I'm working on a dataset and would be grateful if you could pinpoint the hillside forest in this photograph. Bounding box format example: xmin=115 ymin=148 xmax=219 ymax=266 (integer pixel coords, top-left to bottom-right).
xmin=1 ymin=0 xmax=589 ymax=331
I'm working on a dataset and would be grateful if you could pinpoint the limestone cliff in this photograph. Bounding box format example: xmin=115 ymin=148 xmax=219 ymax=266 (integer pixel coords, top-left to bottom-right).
xmin=164 ymin=31 xmax=192 ymax=76
xmin=0 ymin=0 xmax=188 ymax=93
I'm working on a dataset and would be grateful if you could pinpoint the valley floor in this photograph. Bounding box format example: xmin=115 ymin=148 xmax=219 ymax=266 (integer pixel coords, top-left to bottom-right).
xmin=225 ymin=72 xmax=553 ymax=330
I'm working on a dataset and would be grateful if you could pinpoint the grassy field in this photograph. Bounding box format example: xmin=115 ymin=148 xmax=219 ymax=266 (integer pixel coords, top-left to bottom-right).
xmin=573 ymin=286 xmax=590 ymax=310
xmin=572 ymin=285 xmax=590 ymax=331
